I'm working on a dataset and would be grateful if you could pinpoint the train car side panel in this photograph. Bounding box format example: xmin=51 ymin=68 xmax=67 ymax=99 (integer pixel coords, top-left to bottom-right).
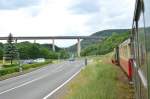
xmin=118 ymin=39 xmax=132 ymax=80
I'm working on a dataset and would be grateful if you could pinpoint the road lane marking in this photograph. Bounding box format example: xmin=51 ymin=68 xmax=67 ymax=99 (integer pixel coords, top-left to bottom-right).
xmin=43 ymin=68 xmax=82 ymax=99
xmin=0 ymin=64 xmax=66 ymax=95
xmin=0 ymin=61 xmax=67 ymax=83
xmin=0 ymin=74 xmax=49 ymax=95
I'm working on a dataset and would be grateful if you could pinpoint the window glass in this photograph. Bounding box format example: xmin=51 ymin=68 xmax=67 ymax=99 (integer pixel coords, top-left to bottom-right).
xmin=144 ymin=0 xmax=150 ymax=67
xmin=138 ymin=11 xmax=147 ymax=77
xmin=144 ymin=0 xmax=150 ymax=28
xmin=133 ymin=25 xmax=139 ymax=64
xmin=144 ymin=0 xmax=150 ymax=96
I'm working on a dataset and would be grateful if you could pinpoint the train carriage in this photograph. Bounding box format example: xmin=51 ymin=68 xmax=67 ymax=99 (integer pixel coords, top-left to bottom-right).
xmin=112 ymin=0 xmax=150 ymax=98
xmin=118 ymin=39 xmax=133 ymax=81
xmin=131 ymin=0 xmax=150 ymax=98
xmin=112 ymin=39 xmax=133 ymax=81
xmin=121 ymin=0 xmax=150 ymax=98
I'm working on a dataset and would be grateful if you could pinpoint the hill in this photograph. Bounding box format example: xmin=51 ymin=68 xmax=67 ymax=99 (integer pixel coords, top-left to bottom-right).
xmin=67 ymin=29 xmax=130 ymax=53
xmin=81 ymin=32 xmax=130 ymax=56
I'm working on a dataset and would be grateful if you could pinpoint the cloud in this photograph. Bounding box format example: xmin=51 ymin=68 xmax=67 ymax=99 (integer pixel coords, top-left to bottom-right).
xmin=70 ymin=0 xmax=100 ymax=14
xmin=79 ymin=0 xmax=136 ymax=33
xmin=0 ymin=0 xmax=40 ymax=10
xmin=0 ymin=0 xmax=136 ymax=47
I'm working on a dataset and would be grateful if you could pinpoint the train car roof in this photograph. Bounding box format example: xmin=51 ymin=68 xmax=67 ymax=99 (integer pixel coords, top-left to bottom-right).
xmin=119 ymin=39 xmax=130 ymax=47
xmin=133 ymin=0 xmax=143 ymax=22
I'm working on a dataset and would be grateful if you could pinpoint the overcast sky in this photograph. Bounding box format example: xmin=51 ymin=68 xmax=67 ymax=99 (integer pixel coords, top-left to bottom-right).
xmin=0 ymin=0 xmax=135 ymax=47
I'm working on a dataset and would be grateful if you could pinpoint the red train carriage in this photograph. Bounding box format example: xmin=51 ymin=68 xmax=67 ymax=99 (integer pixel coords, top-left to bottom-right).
xmin=112 ymin=39 xmax=133 ymax=81
xmin=118 ymin=39 xmax=133 ymax=81
xmin=112 ymin=0 xmax=150 ymax=98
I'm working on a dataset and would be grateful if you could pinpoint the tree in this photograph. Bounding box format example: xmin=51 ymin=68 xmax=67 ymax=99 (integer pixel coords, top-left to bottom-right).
xmin=81 ymin=32 xmax=130 ymax=56
xmin=28 ymin=44 xmax=41 ymax=59
xmin=0 ymin=42 xmax=4 ymax=59
xmin=0 ymin=49 xmax=3 ymax=59
xmin=4 ymin=33 xmax=18 ymax=64
xmin=59 ymin=49 xmax=69 ymax=59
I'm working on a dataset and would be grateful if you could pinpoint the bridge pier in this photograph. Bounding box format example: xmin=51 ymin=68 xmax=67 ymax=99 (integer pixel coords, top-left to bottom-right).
xmin=52 ymin=39 xmax=55 ymax=52
xmin=77 ymin=38 xmax=81 ymax=57
xmin=34 ymin=40 xmax=36 ymax=43
xmin=15 ymin=38 xmax=17 ymax=44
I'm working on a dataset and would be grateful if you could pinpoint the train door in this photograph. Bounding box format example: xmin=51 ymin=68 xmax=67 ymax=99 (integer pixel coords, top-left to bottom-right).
xmin=115 ymin=46 xmax=119 ymax=65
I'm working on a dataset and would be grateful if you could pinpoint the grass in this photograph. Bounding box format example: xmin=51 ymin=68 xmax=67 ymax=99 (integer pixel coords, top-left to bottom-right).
xmin=62 ymin=53 xmax=133 ymax=99
xmin=2 ymin=64 xmax=18 ymax=68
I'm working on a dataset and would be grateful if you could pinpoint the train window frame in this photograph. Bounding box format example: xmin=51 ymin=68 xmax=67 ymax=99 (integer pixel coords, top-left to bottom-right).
xmin=132 ymin=24 xmax=139 ymax=66
xmin=136 ymin=0 xmax=149 ymax=98
xmin=137 ymin=8 xmax=147 ymax=77
xmin=132 ymin=0 xmax=149 ymax=98
xmin=142 ymin=0 xmax=150 ymax=98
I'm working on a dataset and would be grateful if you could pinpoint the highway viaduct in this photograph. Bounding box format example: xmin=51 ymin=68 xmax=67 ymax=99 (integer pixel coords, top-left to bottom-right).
xmin=0 ymin=36 xmax=103 ymax=57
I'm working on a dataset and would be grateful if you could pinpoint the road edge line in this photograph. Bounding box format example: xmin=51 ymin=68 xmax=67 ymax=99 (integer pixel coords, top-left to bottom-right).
xmin=43 ymin=68 xmax=82 ymax=99
xmin=0 ymin=64 xmax=65 ymax=95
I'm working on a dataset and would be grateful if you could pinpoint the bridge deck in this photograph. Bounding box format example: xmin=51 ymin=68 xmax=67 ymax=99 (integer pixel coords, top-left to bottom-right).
xmin=0 ymin=36 xmax=103 ymax=40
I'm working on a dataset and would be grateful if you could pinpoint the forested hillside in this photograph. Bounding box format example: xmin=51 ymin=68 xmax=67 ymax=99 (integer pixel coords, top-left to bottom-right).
xmin=67 ymin=29 xmax=129 ymax=53
xmin=81 ymin=32 xmax=130 ymax=56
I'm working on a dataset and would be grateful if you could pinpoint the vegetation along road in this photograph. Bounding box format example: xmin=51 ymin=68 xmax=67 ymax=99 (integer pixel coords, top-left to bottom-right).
xmin=49 ymin=54 xmax=134 ymax=99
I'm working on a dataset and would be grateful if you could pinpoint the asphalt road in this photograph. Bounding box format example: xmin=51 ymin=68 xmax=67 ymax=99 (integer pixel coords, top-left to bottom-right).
xmin=0 ymin=60 xmax=84 ymax=99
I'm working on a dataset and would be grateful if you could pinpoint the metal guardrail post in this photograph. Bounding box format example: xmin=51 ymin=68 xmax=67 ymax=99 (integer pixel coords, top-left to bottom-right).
xmin=85 ymin=58 xmax=87 ymax=66
xmin=19 ymin=61 xmax=23 ymax=72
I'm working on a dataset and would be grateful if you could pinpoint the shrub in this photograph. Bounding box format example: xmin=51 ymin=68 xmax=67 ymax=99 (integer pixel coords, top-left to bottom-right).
xmin=0 ymin=67 xmax=19 ymax=76
xmin=3 ymin=64 xmax=18 ymax=68
xmin=22 ymin=60 xmax=52 ymax=70
xmin=0 ymin=60 xmax=52 ymax=77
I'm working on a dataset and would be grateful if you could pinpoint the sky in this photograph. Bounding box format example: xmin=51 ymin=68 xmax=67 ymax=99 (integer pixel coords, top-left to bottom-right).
xmin=0 ymin=0 xmax=135 ymax=47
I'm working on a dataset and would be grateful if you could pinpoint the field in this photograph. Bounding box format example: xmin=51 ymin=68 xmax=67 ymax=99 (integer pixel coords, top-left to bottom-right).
xmin=60 ymin=53 xmax=134 ymax=99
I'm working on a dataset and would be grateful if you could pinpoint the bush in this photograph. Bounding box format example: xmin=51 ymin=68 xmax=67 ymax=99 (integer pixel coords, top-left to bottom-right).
xmin=3 ymin=64 xmax=18 ymax=68
xmin=0 ymin=60 xmax=52 ymax=77
xmin=22 ymin=60 xmax=52 ymax=70
xmin=0 ymin=67 xmax=19 ymax=76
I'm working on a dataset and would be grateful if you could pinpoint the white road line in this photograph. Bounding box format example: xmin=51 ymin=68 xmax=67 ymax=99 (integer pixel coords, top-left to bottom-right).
xmin=0 ymin=74 xmax=49 ymax=95
xmin=53 ymin=65 xmax=64 ymax=72
xmin=0 ymin=64 xmax=65 ymax=95
xmin=43 ymin=68 xmax=82 ymax=99
xmin=0 ymin=62 xmax=65 ymax=83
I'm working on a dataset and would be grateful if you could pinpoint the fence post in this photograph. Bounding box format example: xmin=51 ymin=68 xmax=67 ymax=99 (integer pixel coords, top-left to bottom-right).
xmin=85 ymin=58 xmax=87 ymax=66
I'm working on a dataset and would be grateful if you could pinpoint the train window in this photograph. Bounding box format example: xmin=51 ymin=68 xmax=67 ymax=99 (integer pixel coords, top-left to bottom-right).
xmin=144 ymin=0 xmax=150 ymax=67
xmin=138 ymin=10 xmax=147 ymax=77
xmin=132 ymin=1 xmax=149 ymax=98
xmin=133 ymin=25 xmax=139 ymax=64
xmin=143 ymin=0 xmax=150 ymax=96
xmin=121 ymin=45 xmax=127 ymax=59
xmin=124 ymin=46 xmax=127 ymax=58
xmin=143 ymin=0 xmax=150 ymax=28
xmin=127 ymin=45 xmax=131 ymax=58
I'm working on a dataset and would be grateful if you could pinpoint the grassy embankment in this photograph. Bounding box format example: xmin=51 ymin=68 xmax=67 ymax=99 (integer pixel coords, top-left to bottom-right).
xmin=62 ymin=53 xmax=134 ymax=99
